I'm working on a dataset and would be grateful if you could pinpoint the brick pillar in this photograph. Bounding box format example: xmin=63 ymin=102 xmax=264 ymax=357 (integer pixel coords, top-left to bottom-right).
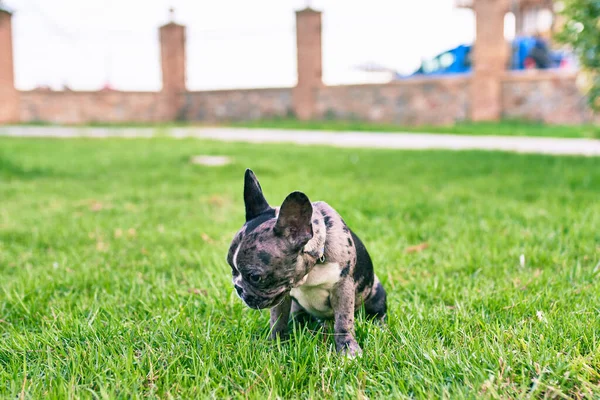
xmin=293 ymin=8 xmax=322 ymax=120
xmin=159 ymin=15 xmax=186 ymax=120
xmin=471 ymin=0 xmax=509 ymax=121
xmin=0 ymin=6 xmax=19 ymax=123
xmin=514 ymin=4 xmax=525 ymax=35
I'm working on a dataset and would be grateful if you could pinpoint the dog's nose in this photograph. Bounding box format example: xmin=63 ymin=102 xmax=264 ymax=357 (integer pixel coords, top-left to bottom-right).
xmin=234 ymin=284 xmax=244 ymax=296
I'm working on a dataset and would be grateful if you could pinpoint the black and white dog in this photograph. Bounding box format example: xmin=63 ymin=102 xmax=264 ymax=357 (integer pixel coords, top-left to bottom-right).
xmin=227 ymin=169 xmax=387 ymax=356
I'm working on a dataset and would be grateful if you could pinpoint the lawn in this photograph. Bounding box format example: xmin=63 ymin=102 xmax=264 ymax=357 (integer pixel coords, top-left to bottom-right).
xmin=1 ymin=137 xmax=599 ymax=399
xmin=229 ymin=119 xmax=600 ymax=140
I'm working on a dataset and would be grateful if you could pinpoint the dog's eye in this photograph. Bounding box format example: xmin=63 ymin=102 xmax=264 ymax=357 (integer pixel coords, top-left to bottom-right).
xmin=248 ymin=273 xmax=262 ymax=283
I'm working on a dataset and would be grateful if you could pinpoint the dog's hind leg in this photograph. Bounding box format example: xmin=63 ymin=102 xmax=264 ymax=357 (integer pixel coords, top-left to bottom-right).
xmin=363 ymin=278 xmax=387 ymax=323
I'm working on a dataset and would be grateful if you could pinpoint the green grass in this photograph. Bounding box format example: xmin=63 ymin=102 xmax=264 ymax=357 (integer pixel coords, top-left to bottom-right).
xmin=1 ymin=138 xmax=600 ymax=399
xmin=17 ymin=118 xmax=600 ymax=140
xmin=230 ymin=119 xmax=600 ymax=139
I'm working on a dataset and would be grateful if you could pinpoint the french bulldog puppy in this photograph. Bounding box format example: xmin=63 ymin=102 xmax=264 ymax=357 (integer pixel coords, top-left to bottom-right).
xmin=227 ymin=169 xmax=387 ymax=356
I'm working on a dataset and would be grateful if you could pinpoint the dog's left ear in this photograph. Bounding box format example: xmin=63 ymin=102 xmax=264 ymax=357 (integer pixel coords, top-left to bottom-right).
xmin=275 ymin=191 xmax=313 ymax=249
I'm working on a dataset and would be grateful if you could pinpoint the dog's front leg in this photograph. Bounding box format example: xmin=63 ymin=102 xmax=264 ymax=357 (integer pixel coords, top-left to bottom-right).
xmin=269 ymin=295 xmax=292 ymax=340
xmin=331 ymin=278 xmax=362 ymax=357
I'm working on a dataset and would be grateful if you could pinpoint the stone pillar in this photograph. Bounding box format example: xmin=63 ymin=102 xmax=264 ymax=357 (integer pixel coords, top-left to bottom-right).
xmin=471 ymin=0 xmax=509 ymax=121
xmin=0 ymin=6 xmax=19 ymax=123
xmin=159 ymin=13 xmax=186 ymax=120
xmin=293 ymin=8 xmax=322 ymax=120
xmin=514 ymin=4 xmax=525 ymax=36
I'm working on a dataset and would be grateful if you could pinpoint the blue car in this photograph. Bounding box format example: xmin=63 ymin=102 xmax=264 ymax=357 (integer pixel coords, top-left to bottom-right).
xmin=408 ymin=36 xmax=567 ymax=78
xmin=411 ymin=44 xmax=473 ymax=76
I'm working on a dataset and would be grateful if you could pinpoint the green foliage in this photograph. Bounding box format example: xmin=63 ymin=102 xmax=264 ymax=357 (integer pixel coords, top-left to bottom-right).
xmin=557 ymin=0 xmax=600 ymax=110
xmin=0 ymin=138 xmax=599 ymax=398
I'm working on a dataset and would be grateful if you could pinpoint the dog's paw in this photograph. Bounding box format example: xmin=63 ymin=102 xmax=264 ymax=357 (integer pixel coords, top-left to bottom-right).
xmin=336 ymin=338 xmax=363 ymax=358
xmin=374 ymin=314 xmax=387 ymax=327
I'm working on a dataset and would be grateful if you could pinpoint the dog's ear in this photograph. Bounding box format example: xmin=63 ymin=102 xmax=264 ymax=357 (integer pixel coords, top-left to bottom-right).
xmin=244 ymin=169 xmax=270 ymax=222
xmin=275 ymin=191 xmax=313 ymax=249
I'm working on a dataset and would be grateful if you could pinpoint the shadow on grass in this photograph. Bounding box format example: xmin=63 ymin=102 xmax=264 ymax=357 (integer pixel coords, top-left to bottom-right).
xmin=0 ymin=155 xmax=59 ymax=180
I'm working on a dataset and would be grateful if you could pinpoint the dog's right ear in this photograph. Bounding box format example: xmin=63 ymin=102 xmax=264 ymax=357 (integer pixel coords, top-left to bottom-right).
xmin=274 ymin=191 xmax=313 ymax=249
xmin=244 ymin=169 xmax=270 ymax=222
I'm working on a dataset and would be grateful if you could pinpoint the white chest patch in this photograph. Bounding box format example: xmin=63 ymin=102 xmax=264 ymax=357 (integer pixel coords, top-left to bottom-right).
xmin=290 ymin=262 xmax=342 ymax=319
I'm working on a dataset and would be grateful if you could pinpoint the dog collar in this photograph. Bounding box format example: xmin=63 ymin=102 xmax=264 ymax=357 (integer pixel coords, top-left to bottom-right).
xmin=303 ymin=246 xmax=326 ymax=264
xmin=317 ymin=247 xmax=326 ymax=264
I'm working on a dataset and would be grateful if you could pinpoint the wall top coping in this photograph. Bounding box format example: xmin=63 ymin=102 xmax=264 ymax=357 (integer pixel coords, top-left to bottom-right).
xmin=502 ymin=70 xmax=578 ymax=82
xmin=324 ymin=74 xmax=472 ymax=89
xmin=19 ymin=90 xmax=163 ymax=95
xmin=186 ymin=86 xmax=293 ymax=94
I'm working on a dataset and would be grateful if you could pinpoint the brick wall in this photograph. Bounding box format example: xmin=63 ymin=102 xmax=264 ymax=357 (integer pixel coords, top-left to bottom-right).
xmin=20 ymin=90 xmax=175 ymax=124
xmin=315 ymin=76 xmax=470 ymax=125
xmin=501 ymin=71 xmax=598 ymax=125
xmin=183 ymin=88 xmax=293 ymax=122
xmin=5 ymin=6 xmax=599 ymax=127
xmin=6 ymin=6 xmax=598 ymax=127
xmin=16 ymin=72 xmax=597 ymax=126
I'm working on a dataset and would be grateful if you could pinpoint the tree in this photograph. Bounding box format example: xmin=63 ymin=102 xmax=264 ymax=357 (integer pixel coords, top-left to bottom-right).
xmin=556 ymin=0 xmax=600 ymax=111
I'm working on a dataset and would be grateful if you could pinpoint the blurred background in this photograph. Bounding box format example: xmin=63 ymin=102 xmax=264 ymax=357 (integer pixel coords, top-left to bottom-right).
xmin=0 ymin=0 xmax=596 ymax=126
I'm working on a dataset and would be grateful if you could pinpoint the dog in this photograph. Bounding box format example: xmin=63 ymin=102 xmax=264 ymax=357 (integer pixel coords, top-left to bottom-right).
xmin=227 ymin=169 xmax=387 ymax=356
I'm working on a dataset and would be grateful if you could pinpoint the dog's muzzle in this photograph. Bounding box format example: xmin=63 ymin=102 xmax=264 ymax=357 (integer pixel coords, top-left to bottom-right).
xmin=239 ymin=289 xmax=288 ymax=310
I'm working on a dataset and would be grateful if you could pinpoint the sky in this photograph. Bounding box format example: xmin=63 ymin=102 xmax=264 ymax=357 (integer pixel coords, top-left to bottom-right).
xmin=6 ymin=0 xmax=476 ymax=91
